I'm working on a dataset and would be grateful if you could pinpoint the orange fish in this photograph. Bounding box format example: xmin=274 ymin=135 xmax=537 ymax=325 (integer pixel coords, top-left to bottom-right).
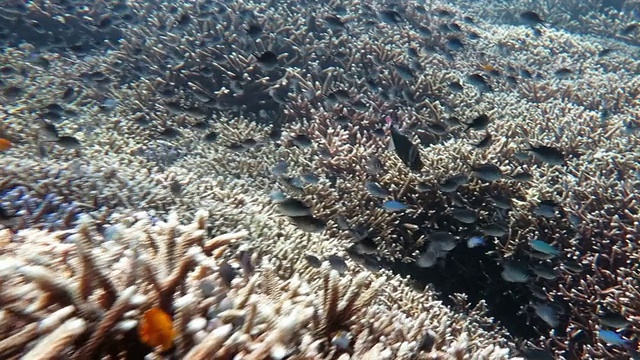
xmin=138 ymin=307 xmax=176 ymax=352
xmin=0 ymin=138 xmax=11 ymax=152
xmin=480 ymin=64 xmax=496 ymax=73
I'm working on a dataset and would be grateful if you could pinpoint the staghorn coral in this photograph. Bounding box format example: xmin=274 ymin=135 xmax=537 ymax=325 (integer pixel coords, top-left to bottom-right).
xmin=458 ymin=0 xmax=640 ymax=44
xmin=0 ymin=0 xmax=638 ymax=358
xmin=0 ymin=211 xmax=514 ymax=359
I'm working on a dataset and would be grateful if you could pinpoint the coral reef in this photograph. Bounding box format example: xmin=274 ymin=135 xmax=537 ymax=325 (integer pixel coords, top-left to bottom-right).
xmin=0 ymin=0 xmax=639 ymax=358
xmin=0 ymin=212 xmax=513 ymax=359
xmin=459 ymin=0 xmax=640 ymax=46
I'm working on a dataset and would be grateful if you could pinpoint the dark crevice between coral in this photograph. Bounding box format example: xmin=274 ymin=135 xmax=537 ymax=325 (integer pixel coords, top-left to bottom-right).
xmin=385 ymin=215 xmax=578 ymax=348
xmin=391 ymin=248 xmax=543 ymax=340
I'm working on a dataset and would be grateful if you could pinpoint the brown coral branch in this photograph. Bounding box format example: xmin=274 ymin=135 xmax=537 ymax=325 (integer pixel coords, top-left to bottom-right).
xmin=23 ymin=318 xmax=87 ymax=360
xmin=183 ymin=323 xmax=233 ymax=360
xmin=204 ymin=230 xmax=249 ymax=256
xmin=72 ymin=286 xmax=137 ymax=360
xmin=76 ymin=224 xmax=118 ymax=308
xmin=0 ymin=323 xmax=39 ymax=359
xmin=159 ymin=248 xmax=197 ymax=312
xmin=17 ymin=266 xmax=80 ymax=310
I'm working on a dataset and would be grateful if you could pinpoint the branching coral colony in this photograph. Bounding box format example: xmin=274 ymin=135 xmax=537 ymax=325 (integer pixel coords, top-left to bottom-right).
xmin=0 ymin=212 xmax=514 ymax=359
xmin=0 ymin=0 xmax=639 ymax=358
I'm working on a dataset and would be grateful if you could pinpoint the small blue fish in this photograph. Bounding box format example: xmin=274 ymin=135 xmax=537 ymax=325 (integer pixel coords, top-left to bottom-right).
xmin=501 ymin=261 xmax=529 ymax=283
xmin=451 ymin=208 xmax=477 ymax=224
xmin=382 ymin=200 xmax=408 ymax=212
xmin=366 ymin=156 xmax=384 ymax=175
xmin=291 ymin=134 xmax=313 ymax=149
xmin=279 ymin=176 xmax=305 ymax=193
xmin=515 ymin=150 xmax=532 ymax=160
xmin=520 ymin=11 xmax=545 ymax=27
xmin=598 ymin=330 xmax=635 ymax=347
xmin=365 ymin=181 xmax=390 ymax=198
xmin=327 ymin=255 xmax=348 ymax=274
xmin=490 ymin=194 xmax=512 ymax=210
xmin=447 ymin=81 xmax=464 ymax=93
xmin=511 ymin=171 xmax=533 ymax=182
xmin=290 ymin=176 xmax=305 ymax=189
xmin=416 ymin=182 xmax=431 ymax=192
xmin=417 ymin=248 xmax=439 ymax=268
xmin=530 ymin=240 xmax=561 ymax=257
xmin=480 ymin=223 xmax=507 ymax=237
xmin=466 ymin=74 xmax=492 ymax=93
xmin=598 ymin=312 xmax=631 ymax=329
xmin=379 ymin=9 xmax=403 ymax=26
xmin=446 ymin=37 xmax=464 ymax=51
xmin=568 ymin=213 xmax=582 ymax=227
xmin=467 ymin=236 xmax=486 ymax=248
xmin=429 ymin=231 xmax=457 ymax=251
xmin=301 ymin=173 xmax=320 ymax=184
xmin=526 ymin=145 xmax=565 ymax=166
xmin=532 ymin=303 xmax=560 ymax=328
xmin=100 ymin=98 xmax=119 ymax=112
xmin=528 ymin=284 xmax=549 ymax=300
xmin=270 ymin=160 xmax=288 ymax=176
xmin=439 ymin=174 xmax=467 ymax=193
xmin=269 ymin=189 xmax=287 ymax=203
xmin=562 ymin=259 xmax=583 ymax=274
xmin=470 ymin=163 xmax=502 ymax=181
xmin=533 ymin=203 xmax=557 ymax=218
xmin=334 ymin=216 xmax=350 ymax=231
xmin=393 ymin=64 xmax=414 ymax=80
xmin=531 ymin=264 xmax=558 ymax=280
xmin=600 ymin=99 xmax=611 ymax=123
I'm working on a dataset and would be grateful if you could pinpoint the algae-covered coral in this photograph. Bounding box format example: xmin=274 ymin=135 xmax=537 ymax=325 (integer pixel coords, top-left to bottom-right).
xmin=1 ymin=0 xmax=639 ymax=358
